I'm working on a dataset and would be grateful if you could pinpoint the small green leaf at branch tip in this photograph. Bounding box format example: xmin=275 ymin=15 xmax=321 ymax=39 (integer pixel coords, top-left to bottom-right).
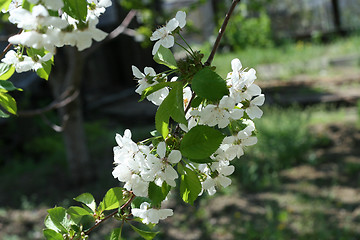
xmin=74 ymin=193 xmax=96 ymax=212
xmin=100 ymin=187 xmax=126 ymax=211
xmin=130 ymin=223 xmax=159 ymax=240
xmin=180 ymin=125 xmax=225 ymax=159
xmin=154 ymin=45 xmax=178 ymax=69
xmin=43 ymin=229 xmax=64 ymax=240
xmin=191 ymin=67 xmax=228 ymax=101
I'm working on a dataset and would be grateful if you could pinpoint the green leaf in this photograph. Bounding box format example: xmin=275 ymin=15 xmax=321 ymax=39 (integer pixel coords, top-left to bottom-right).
xmin=153 ymin=45 xmax=177 ymax=69
xmin=140 ymin=82 xmax=177 ymax=102
xmin=0 ymin=109 xmax=10 ymax=118
xmin=180 ymin=125 xmax=225 ymax=159
xmin=36 ymin=59 xmax=53 ymax=80
xmin=190 ymin=96 xmax=203 ymax=108
xmin=101 ymin=187 xmax=126 ymax=211
xmin=148 ymin=182 xmax=171 ymax=206
xmin=130 ymin=224 xmax=159 ymax=240
xmin=67 ymin=206 xmax=93 ymax=223
xmin=43 ymin=229 xmax=64 ymax=240
xmin=0 ymin=81 xmax=22 ymax=92
xmin=191 ymin=67 xmax=228 ymax=101
xmin=180 ymin=166 xmax=201 ymax=205
xmin=47 ymin=207 xmax=70 ymax=234
xmin=188 ymin=158 xmax=214 ymax=164
xmin=63 ymin=0 xmax=88 ymax=21
xmin=0 ymin=63 xmax=15 ymax=80
xmin=110 ymin=228 xmax=123 ymax=240
xmin=74 ymin=193 xmax=96 ymax=213
xmin=0 ymin=92 xmax=17 ymax=115
xmin=155 ymin=82 xmax=186 ymax=139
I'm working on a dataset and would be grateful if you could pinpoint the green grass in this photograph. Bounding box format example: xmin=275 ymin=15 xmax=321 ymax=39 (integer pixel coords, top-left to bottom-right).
xmin=208 ymin=34 xmax=360 ymax=79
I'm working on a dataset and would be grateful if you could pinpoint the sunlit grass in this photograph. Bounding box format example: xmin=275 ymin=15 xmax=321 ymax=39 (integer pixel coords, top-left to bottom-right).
xmin=210 ymin=34 xmax=360 ymax=78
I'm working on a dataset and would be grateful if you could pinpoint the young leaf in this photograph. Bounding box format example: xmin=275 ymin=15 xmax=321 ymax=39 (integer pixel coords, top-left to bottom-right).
xmin=130 ymin=224 xmax=159 ymax=240
xmin=36 ymin=59 xmax=53 ymax=80
xmin=180 ymin=166 xmax=201 ymax=205
xmin=0 ymin=92 xmax=17 ymax=115
xmin=191 ymin=67 xmax=228 ymax=101
xmin=67 ymin=206 xmax=93 ymax=224
xmin=180 ymin=125 xmax=225 ymax=159
xmin=110 ymin=228 xmax=123 ymax=240
xmin=0 ymin=63 xmax=15 ymax=80
xmin=63 ymin=0 xmax=88 ymax=21
xmin=101 ymin=187 xmax=126 ymax=211
xmin=43 ymin=229 xmax=64 ymax=240
xmin=153 ymin=45 xmax=177 ymax=69
xmin=148 ymin=182 xmax=170 ymax=206
xmin=155 ymin=82 xmax=186 ymax=139
xmin=74 ymin=193 xmax=96 ymax=213
xmin=47 ymin=207 xmax=70 ymax=234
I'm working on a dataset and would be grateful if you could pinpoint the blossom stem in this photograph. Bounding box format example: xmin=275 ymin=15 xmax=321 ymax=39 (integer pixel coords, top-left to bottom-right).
xmin=84 ymin=192 xmax=136 ymax=236
xmin=204 ymin=0 xmax=241 ymax=66
xmin=178 ymin=32 xmax=195 ymax=56
xmin=175 ymin=41 xmax=195 ymax=58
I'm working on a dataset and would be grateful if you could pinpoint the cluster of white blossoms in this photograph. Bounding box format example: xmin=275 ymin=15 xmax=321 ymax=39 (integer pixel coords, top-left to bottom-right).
xmin=1 ymin=0 xmax=111 ymax=73
xmin=112 ymin=10 xmax=264 ymax=225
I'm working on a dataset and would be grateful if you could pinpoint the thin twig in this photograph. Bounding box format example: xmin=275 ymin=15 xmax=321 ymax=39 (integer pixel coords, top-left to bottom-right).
xmin=17 ymin=88 xmax=79 ymax=117
xmin=84 ymin=193 xmax=136 ymax=236
xmin=204 ymin=0 xmax=241 ymax=66
xmin=84 ymin=10 xmax=137 ymax=57
xmin=0 ymin=29 xmax=23 ymax=59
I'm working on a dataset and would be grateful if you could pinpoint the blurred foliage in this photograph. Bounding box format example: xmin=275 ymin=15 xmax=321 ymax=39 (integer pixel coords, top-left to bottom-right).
xmin=213 ymin=1 xmax=274 ymax=50
xmin=232 ymin=106 xmax=317 ymax=191
xmin=223 ymin=8 xmax=273 ymax=50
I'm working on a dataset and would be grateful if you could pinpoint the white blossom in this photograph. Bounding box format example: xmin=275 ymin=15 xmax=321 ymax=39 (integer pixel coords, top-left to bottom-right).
xmin=132 ymin=202 xmax=173 ymax=224
xmin=245 ymin=94 xmax=265 ymax=119
xmin=132 ymin=65 xmax=169 ymax=106
xmin=150 ymin=18 xmax=178 ymax=55
xmin=222 ymin=124 xmax=258 ymax=160
xmin=192 ymin=95 xmax=243 ymax=128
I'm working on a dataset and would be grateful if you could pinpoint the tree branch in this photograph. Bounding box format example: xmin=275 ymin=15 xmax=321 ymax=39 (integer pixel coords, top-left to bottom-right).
xmin=84 ymin=192 xmax=136 ymax=236
xmin=83 ymin=10 xmax=138 ymax=57
xmin=204 ymin=0 xmax=241 ymax=66
xmin=17 ymin=87 xmax=79 ymax=117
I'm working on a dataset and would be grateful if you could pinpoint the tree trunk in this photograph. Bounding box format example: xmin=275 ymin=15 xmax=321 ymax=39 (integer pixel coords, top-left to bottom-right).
xmin=49 ymin=46 xmax=91 ymax=185
xmin=331 ymin=0 xmax=343 ymax=35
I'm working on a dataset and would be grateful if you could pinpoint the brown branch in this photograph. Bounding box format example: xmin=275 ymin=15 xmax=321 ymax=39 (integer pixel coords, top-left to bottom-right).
xmin=17 ymin=88 xmax=79 ymax=117
xmin=0 ymin=29 xmax=23 ymax=59
xmin=84 ymin=192 xmax=136 ymax=236
xmin=204 ymin=0 xmax=241 ymax=66
xmin=83 ymin=10 xmax=137 ymax=57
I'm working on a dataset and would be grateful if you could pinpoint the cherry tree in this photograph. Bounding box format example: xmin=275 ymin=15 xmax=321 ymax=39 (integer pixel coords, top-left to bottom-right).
xmin=0 ymin=0 xmax=265 ymax=239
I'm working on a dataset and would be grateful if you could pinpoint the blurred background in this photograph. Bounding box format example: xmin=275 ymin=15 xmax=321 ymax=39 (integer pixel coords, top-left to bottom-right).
xmin=1 ymin=0 xmax=360 ymax=239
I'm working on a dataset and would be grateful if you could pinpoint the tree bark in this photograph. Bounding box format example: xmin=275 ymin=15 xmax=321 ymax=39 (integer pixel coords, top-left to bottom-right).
xmin=49 ymin=46 xmax=91 ymax=185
